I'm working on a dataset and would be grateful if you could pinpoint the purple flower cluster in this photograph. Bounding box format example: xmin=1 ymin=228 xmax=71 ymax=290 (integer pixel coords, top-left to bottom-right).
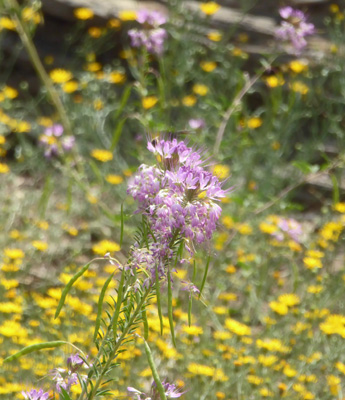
xmin=22 ymin=354 xmax=88 ymax=399
xmin=275 ymin=7 xmax=315 ymax=54
xmin=128 ymin=10 xmax=167 ymax=55
xmin=273 ymin=217 xmax=303 ymax=243
xmin=188 ymin=118 xmax=205 ymax=130
xmin=127 ymin=138 xmax=226 ymax=281
xmin=50 ymin=353 xmax=88 ymax=394
xmin=39 ymin=124 xmax=75 ymax=158
xmin=22 ymin=389 xmax=50 ymax=400
xmin=128 ymin=380 xmax=184 ymax=399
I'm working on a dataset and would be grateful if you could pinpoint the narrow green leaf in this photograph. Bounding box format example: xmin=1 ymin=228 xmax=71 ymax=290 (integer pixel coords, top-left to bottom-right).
xmin=89 ymin=160 xmax=104 ymax=184
xmin=113 ymin=267 xmax=126 ymax=339
xmin=331 ymin=174 xmax=339 ymax=205
xmin=192 ymin=259 xmax=197 ymax=282
xmin=155 ymin=265 xmax=163 ymax=336
xmin=199 ymin=255 xmax=211 ymax=299
xmin=94 ymin=272 xmax=115 ymax=342
xmin=167 ymin=265 xmax=176 ymax=347
xmin=111 ymin=117 xmax=127 ymax=151
xmin=144 ymin=340 xmax=167 ymax=400
xmin=142 ymin=309 xmax=149 ymax=340
xmin=59 ymin=387 xmax=72 ymax=400
xmin=3 ymin=341 xmax=65 ymax=363
xmin=38 ymin=174 xmax=53 ymax=218
xmin=188 ymin=295 xmax=192 ymax=327
xmin=55 ymin=261 xmax=93 ymax=318
xmin=114 ymin=85 xmax=131 ymax=121
xmin=120 ymin=203 xmax=124 ymax=248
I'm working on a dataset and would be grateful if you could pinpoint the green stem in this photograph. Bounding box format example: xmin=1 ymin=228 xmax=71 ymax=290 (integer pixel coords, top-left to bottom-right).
xmin=4 ymin=0 xmax=73 ymax=136
xmin=83 ymin=288 xmax=151 ymax=400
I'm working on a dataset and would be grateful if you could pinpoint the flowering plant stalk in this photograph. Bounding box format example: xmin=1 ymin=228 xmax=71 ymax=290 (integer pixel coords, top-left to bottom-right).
xmin=4 ymin=136 xmax=226 ymax=399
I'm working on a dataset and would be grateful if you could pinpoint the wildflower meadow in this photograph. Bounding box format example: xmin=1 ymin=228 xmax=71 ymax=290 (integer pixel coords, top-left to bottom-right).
xmin=1 ymin=0 xmax=345 ymax=399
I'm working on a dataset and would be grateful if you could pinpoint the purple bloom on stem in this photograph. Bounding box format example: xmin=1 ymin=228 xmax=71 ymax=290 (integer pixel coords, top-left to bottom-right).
xmin=128 ymin=380 xmax=185 ymax=400
xmin=188 ymin=118 xmax=206 ymax=130
xmin=67 ymin=353 xmax=84 ymax=372
xmin=45 ymin=124 xmax=64 ymax=137
xmin=137 ymin=9 xmax=167 ymax=26
xmin=62 ymin=135 xmax=75 ymax=151
xmin=127 ymin=137 xmax=227 ymax=283
xmin=39 ymin=124 xmax=75 ymax=158
xmin=22 ymin=389 xmax=50 ymax=400
xmin=275 ymin=7 xmax=315 ymax=54
xmin=128 ymin=9 xmax=167 ymax=54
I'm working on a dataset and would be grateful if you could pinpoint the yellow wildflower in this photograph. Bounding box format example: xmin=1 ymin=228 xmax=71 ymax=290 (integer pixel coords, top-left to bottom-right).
xmin=269 ymin=301 xmax=288 ymax=315
xmin=307 ymin=285 xmax=323 ymax=294
xmin=236 ymin=223 xmax=253 ymax=235
xmin=118 ymin=11 xmax=137 ymax=21
xmin=4 ymin=248 xmax=24 ymax=259
xmin=335 ymin=361 xmax=345 ymax=375
xmin=3 ymin=86 xmax=18 ymax=99
xmin=0 ymin=163 xmax=9 ymax=174
xmin=258 ymin=354 xmax=278 ymax=366
xmin=213 ymin=331 xmax=232 ymax=340
xmin=91 ymin=149 xmax=113 ymax=162
xmin=225 ymin=318 xmax=251 ymax=336
xmin=207 ymin=31 xmax=222 ymax=41
xmin=106 ymin=174 xmax=123 ymax=185
xmin=31 ymin=241 xmax=48 ymax=251
xmin=265 ymin=74 xmax=285 ymax=88
xmin=247 ymin=117 xmax=263 ymax=129
xmin=334 ymin=202 xmax=345 ymax=213
xmin=22 ymin=7 xmax=41 ymax=24
xmin=212 ymin=164 xmax=230 ymax=179
xmin=247 ymin=375 xmax=263 ymax=385
xmin=63 ymin=81 xmax=79 ymax=93
xmin=222 ymin=215 xmax=234 ymax=228
xmin=142 ymin=96 xmax=158 ymax=109
xmin=225 ymin=264 xmax=236 ymax=274
xmin=218 ymin=292 xmax=237 ymax=301
xmin=303 ymin=257 xmax=322 ymax=269
xmin=187 ymin=363 xmax=214 ymax=377
xmin=108 ymin=19 xmax=121 ymax=29
xmin=88 ymin=27 xmax=103 ymax=38
xmin=289 ymin=60 xmax=308 ymax=73
xmin=92 ymin=240 xmax=120 ymax=255
xmin=291 ymin=81 xmax=309 ymax=94
xmin=278 ymin=293 xmax=300 ymax=307
xmin=109 ymin=71 xmax=126 ymax=84
xmin=200 ymin=61 xmax=217 ymax=72
xmin=213 ymin=306 xmax=228 ymax=315
xmin=200 ymin=2 xmax=221 ymax=15
xmin=74 ymin=8 xmax=94 ymax=20
xmin=50 ymin=69 xmax=73 ymax=84
xmin=0 ymin=320 xmax=28 ymax=337
xmin=192 ymin=84 xmax=209 ymax=96
xmin=283 ymin=364 xmax=298 ymax=378
xmin=0 ymin=17 xmax=16 ymax=30
xmin=182 ymin=325 xmax=203 ymax=336
xmin=85 ymin=62 xmax=102 ymax=72
xmin=182 ymin=95 xmax=197 ymax=107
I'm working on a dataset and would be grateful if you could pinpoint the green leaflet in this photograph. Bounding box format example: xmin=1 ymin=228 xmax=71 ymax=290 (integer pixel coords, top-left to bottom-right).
xmin=142 ymin=309 xmax=149 ymax=340
xmin=167 ymin=265 xmax=176 ymax=347
xmin=55 ymin=261 xmax=93 ymax=319
xmin=120 ymin=203 xmax=124 ymax=248
xmin=199 ymin=255 xmax=211 ymax=299
xmin=144 ymin=340 xmax=167 ymax=400
xmin=3 ymin=341 xmax=65 ymax=363
xmin=94 ymin=272 xmax=115 ymax=342
xmin=113 ymin=267 xmax=126 ymax=339
xmin=155 ymin=264 xmax=163 ymax=336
